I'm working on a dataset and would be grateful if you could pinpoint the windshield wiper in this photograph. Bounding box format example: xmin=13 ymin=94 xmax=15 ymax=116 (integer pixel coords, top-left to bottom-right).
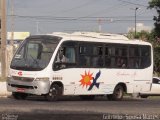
xmin=30 ymin=54 xmax=40 ymax=67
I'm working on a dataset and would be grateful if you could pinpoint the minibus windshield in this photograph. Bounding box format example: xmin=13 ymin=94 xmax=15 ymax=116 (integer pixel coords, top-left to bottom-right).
xmin=10 ymin=35 xmax=61 ymax=71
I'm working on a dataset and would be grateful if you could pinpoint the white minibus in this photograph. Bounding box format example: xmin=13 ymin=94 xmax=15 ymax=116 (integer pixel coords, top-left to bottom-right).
xmin=7 ymin=32 xmax=153 ymax=101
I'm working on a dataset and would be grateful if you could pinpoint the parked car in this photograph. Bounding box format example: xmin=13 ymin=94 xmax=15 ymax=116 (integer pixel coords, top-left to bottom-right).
xmin=140 ymin=77 xmax=160 ymax=98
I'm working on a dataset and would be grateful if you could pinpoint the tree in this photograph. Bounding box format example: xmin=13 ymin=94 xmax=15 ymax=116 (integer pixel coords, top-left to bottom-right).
xmin=127 ymin=30 xmax=150 ymax=41
xmin=154 ymin=47 xmax=160 ymax=74
xmin=148 ymin=0 xmax=160 ymax=38
xmin=148 ymin=0 xmax=160 ymax=76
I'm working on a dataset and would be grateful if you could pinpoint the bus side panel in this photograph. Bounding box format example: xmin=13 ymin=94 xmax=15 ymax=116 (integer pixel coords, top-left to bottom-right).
xmin=106 ymin=69 xmax=135 ymax=94
xmin=72 ymin=69 xmax=136 ymax=95
xmin=58 ymin=68 xmax=116 ymax=95
xmin=134 ymin=67 xmax=152 ymax=92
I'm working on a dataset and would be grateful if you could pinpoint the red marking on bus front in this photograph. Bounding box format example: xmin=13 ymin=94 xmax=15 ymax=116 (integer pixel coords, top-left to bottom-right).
xmin=18 ymin=71 xmax=22 ymax=76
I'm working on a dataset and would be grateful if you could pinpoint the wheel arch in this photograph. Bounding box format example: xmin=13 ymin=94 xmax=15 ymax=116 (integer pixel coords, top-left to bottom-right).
xmin=51 ymin=81 xmax=64 ymax=95
xmin=115 ymin=82 xmax=127 ymax=93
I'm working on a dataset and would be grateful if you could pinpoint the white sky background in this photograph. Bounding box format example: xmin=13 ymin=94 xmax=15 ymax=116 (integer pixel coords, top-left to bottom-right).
xmin=7 ymin=0 xmax=156 ymax=34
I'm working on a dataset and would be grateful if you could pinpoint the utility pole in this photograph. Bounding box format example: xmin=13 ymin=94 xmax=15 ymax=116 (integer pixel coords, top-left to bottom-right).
xmin=1 ymin=0 xmax=7 ymax=79
xmin=11 ymin=0 xmax=14 ymax=51
xmin=134 ymin=7 xmax=139 ymax=38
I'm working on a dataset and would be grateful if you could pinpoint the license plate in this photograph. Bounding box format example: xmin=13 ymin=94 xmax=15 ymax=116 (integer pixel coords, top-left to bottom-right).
xmin=16 ymin=88 xmax=25 ymax=92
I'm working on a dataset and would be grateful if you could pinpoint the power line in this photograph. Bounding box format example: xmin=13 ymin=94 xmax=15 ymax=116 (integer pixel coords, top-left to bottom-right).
xmin=52 ymin=0 xmax=98 ymax=15
xmin=8 ymin=16 xmax=153 ymax=23
xmin=7 ymin=14 xmax=154 ymax=20
xmin=117 ymin=0 xmax=148 ymax=7
xmin=7 ymin=1 xmax=153 ymax=21
xmin=8 ymin=0 xmax=153 ymax=25
xmin=75 ymin=2 xmax=128 ymax=20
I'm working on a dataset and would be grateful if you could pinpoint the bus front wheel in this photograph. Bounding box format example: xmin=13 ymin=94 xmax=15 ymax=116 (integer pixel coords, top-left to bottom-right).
xmin=107 ymin=85 xmax=124 ymax=101
xmin=46 ymin=84 xmax=61 ymax=101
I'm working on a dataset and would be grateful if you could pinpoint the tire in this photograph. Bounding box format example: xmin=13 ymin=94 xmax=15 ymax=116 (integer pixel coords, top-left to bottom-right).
xmin=80 ymin=95 xmax=95 ymax=100
xmin=46 ymin=84 xmax=61 ymax=101
xmin=107 ymin=85 xmax=124 ymax=101
xmin=12 ymin=92 xmax=28 ymax=100
xmin=140 ymin=95 xmax=148 ymax=98
xmin=107 ymin=94 xmax=114 ymax=101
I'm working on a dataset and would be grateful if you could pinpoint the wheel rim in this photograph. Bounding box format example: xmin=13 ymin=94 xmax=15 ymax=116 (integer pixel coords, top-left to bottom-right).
xmin=115 ymin=88 xmax=123 ymax=98
xmin=50 ymin=88 xmax=57 ymax=97
xmin=47 ymin=86 xmax=58 ymax=101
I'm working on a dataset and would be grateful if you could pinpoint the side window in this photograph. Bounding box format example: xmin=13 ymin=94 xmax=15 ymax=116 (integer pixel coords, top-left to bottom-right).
xmin=91 ymin=45 xmax=103 ymax=67
xmin=78 ymin=42 xmax=104 ymax=68
xmin=53 ymin=41 xmax=76 ymax=70
xmin=128 ymin=45 xmax=151 ymax=69
xmin=105 ymin=44 xmax=127 ymax=68
xmin=65 ymin=47 xmax=76 ymax=63
xmin=115 ymin=47 xmax=127 ymax=68
xmin=140 ymin=46 xmax=151 ymax=68
xmin=129 ymin=47 xmax=140 ymax=69
xmin=79 ymin=45 xmax=91 ymax=67
xmin=105 ymin=47 xmax=111 ymax=67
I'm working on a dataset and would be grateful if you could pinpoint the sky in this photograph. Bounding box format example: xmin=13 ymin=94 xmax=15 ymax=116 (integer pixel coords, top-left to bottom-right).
xmin=6 ymin=0 xmax=156 ymax=35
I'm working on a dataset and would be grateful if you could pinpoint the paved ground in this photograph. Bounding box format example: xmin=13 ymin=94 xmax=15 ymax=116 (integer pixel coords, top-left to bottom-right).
xmin=0 ymin=82 xmax=10 ymax=96
xmin=0 ymin=96 xmax=160 ymax=120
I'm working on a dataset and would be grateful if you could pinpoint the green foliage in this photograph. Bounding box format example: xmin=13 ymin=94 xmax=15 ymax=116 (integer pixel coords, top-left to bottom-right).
xmin=148 ymin=0 xmax=160 ymax=9
xmin=127 ymin=31 xmax=135 ymax=39
xmin=148 ymin=0 xmax=160 ymax=37
xmin=127 ymin=30 xmax=150 ymax=41
xmin=154 ymin=47 xmax=160 ymax=74
xmin=147 ymin=0 xmax=160 ymax=76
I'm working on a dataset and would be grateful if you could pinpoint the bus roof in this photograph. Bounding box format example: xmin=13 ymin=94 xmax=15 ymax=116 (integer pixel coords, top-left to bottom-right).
xmin=51 ymin=32 xmax=129 ymax=40
xmin=47 ymin=32 xmax=152 ymax=46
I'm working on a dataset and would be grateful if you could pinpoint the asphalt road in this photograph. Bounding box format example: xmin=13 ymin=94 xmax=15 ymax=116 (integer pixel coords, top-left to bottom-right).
xmin=0 ymin=96 xmax=160 ymax=120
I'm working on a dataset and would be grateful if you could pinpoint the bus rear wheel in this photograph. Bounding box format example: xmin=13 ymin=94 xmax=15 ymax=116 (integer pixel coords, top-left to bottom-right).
xmin=46 ymin=84 xmax=61 ymax=101
xmin=140 ymin=95 xmax=148 ymax=98
xmin=12 ymin=92 xmax=28 ymax=100
xmin=107 ymin=85 xmax=124 ymax=101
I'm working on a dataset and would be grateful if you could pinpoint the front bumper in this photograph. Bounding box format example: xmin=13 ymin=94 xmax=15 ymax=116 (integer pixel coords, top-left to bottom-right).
xmin=7 ymin=77 xmax=50 ymax=95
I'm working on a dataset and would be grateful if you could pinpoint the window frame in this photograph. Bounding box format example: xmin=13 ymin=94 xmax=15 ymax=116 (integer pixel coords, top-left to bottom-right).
xmin=53 ymin=40 xmax=152 ymax=70
xmin=53 ymin=41 xmax=77 ymax=70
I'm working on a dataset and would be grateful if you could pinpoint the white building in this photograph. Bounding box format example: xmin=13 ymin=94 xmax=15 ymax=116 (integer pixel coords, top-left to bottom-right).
xmin=128 ymin=23 xmax=152 ymax=33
